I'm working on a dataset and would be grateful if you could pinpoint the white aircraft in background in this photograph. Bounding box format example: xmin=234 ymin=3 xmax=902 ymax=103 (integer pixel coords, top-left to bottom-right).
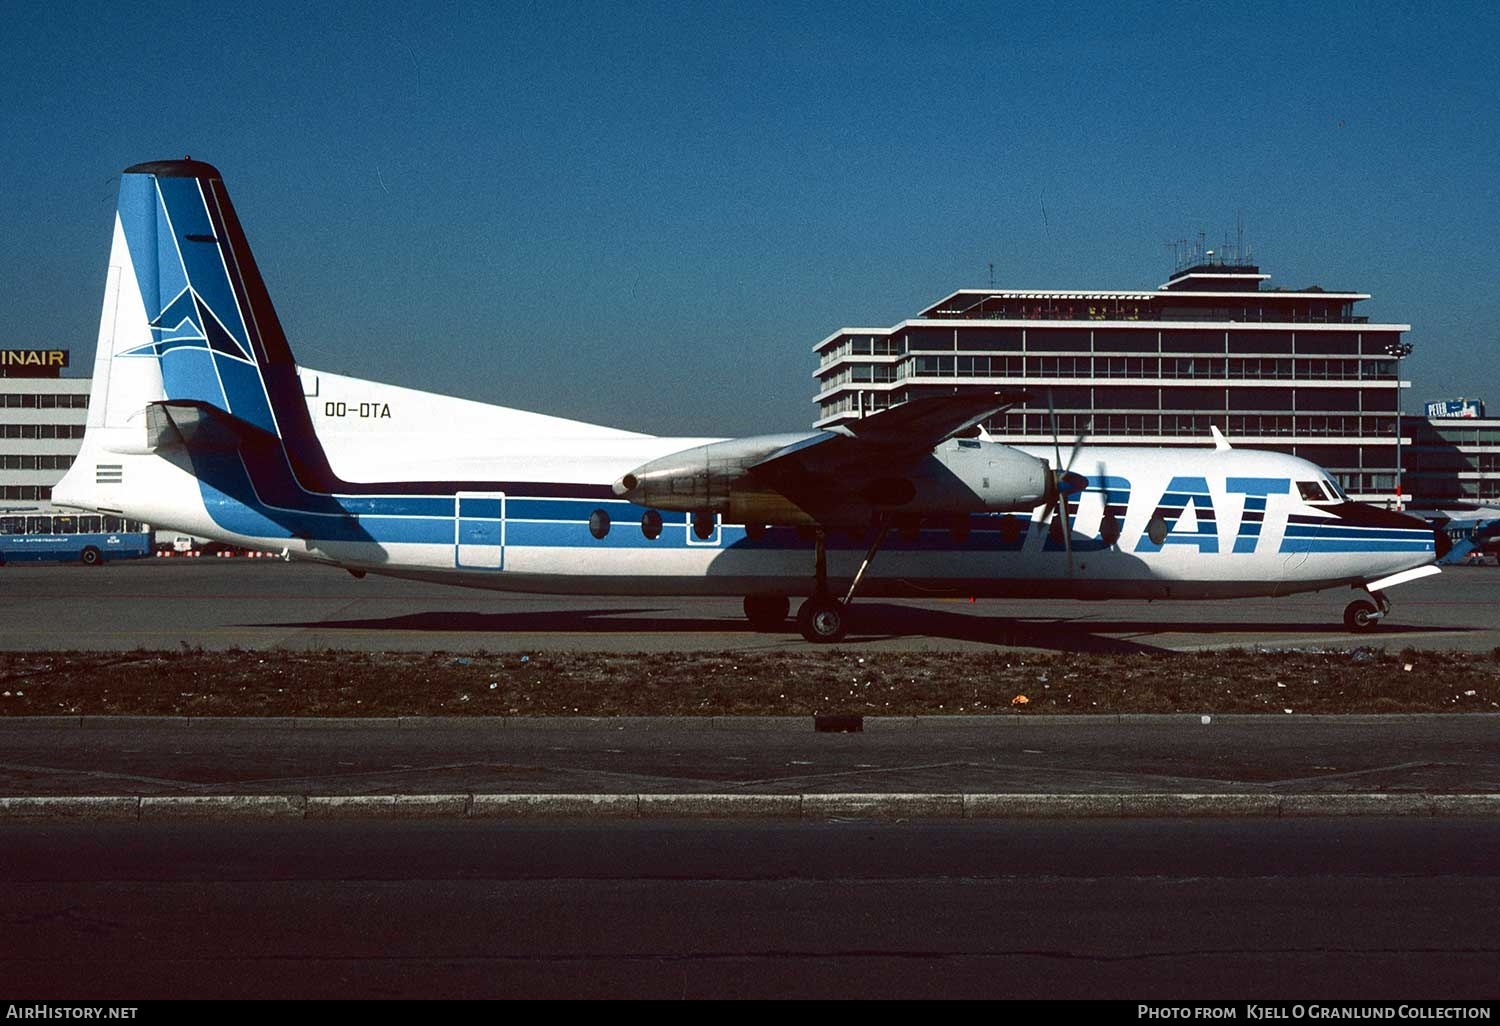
xmin=53 ymin=159 xmax=1444 ymax=642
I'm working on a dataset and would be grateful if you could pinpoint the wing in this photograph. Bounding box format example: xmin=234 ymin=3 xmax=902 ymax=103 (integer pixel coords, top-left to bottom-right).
xmin=750 ymin=390 xmax=1029 ymax=477
xmin=743 ymin=391 xmax=1032 ymax=516
xmin=613 ymin=391 xmax=1047 ymax=524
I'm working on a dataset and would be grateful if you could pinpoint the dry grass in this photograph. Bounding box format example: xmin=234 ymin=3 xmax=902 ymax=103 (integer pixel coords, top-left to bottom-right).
xmin=1 ymin=647 xmax=1498 ymax=717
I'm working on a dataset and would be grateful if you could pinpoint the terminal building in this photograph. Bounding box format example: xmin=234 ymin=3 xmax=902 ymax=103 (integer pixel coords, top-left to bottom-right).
xmin=0 ymin=349 xmax=87 ymax=507
xmin=813 ymin=260 xmax=1414 ymax=503
xmin=1406 ymin=411 xmax=1500 ymax=507
xmin=0 ymin=348 xmax=149 ymax=540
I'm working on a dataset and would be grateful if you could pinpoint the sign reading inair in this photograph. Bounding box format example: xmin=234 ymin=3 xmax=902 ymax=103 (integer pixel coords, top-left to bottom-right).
xmin=0 ymin=349 xmax=68 ymax=378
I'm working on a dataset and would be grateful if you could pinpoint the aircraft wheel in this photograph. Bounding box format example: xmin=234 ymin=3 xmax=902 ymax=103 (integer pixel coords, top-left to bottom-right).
xmin=743 ymin=595 xmax=790 ymax=631
xmin=1343 ymin=599 xmax=1380 ymax=631
xmin=80 ymin=547 xmax=102 ymax=567
xmin=797 ymin=595 xmax=848 ymax=643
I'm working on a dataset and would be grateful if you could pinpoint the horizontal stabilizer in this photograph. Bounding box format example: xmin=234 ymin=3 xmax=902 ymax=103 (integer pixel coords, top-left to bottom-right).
xmin=146 ymin=400 xmax=279 ymax=454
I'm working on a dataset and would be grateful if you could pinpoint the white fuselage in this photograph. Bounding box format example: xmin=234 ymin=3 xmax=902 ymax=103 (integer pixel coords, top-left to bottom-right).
xmin=54 ymin=368 xmax=1436 ymax=602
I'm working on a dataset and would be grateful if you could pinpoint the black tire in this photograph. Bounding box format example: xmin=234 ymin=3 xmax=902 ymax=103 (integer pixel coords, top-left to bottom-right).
xmin=797 ymin=595 xmax=848 ymax=643
xmin=80 ymin=547 xmax=102 ymax=567
xmin=743 ymin=595 xmax=790 ymax=631
xmin=1343 ymin=599 xmax=1379 ymax=631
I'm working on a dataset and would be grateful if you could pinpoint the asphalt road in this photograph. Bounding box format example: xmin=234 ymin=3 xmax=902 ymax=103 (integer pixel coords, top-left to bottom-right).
xmin=3 ymin=715 xmax=1497 ymax=797
xmin=1 ymin=560 xmax=1496 ymax=652
xmin=4 ymin=819 xmax=1498 ymax=999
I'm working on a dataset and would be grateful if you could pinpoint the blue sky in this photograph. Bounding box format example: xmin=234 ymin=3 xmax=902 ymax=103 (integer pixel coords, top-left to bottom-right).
xmin=1 ymin=1 xmax=1495 ymax=435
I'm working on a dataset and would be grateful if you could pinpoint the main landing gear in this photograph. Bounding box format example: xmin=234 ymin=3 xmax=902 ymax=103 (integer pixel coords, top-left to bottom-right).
xmin=797 ymin=521 xmax=892 ymax=643
xmin=1343 ymin=589 xmax=1392 ymax=632
xmin=741 ymin=523 xmax=891 ymax=642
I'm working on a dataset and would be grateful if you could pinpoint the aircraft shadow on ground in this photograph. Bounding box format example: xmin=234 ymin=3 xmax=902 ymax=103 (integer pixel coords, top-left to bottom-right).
xmin=253 ymin=603 xmax=1474 ymax=654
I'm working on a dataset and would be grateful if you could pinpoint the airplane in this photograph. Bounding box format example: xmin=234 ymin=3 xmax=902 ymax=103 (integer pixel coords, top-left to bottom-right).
xmin=52 ymin=159 xmax=1448 ymax=642
xmin=1437 ymin=515 xmax=1500 ymax=566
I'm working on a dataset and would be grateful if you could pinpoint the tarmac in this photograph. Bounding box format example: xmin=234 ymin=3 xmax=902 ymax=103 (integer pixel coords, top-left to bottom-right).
xmin=2 ymin=713 xmax=1497 ymax=821
xmin=3 ymin=563 xmax=1497 ymax=821
xmin=1 ymin=559 xmax=1498 ymax=652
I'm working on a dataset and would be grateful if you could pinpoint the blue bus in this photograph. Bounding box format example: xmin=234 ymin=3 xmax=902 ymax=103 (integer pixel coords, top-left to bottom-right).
xmin=0 ymin=512 xmax=153 ymax=566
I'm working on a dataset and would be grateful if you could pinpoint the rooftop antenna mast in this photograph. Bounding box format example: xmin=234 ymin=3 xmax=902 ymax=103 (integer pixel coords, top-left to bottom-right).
xmin=1166 ymin=238 xmax=1189 ymax=271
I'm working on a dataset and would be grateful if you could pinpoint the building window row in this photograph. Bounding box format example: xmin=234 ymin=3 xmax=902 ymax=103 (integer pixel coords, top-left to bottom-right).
xmin=1406 ymin=453 xmax=1500 ymax=474
xmin=825 ymin=330 xmax=1401 ymax=363
xmin=985 ymin=412 xmax=1399 ymax=441
xmin=1411 ymin=426 xmax=1500 ymax=448
xmin=1409 ymin=479 xmax=1500 ymax=502
xmin=820 ymin=392 xmax=901 ymax=417
xmin=947 ymin=300 xmax=1363 ymax=325
xmin=0 ymin=424 xmax=87 ymax=439
xmin=0 ymin=454 xmax=74 ymax=470
xmin=0 ymin=485 xmax=52 ymax=501
xmin=974 ymin=388 xmax=1392 ymax=413
xmin=0 ymin=393 xmax=89 ymax=409
xmin=905 ymin=355 xmax=1393 ymax=381
xmin=840 ymin=336 xmax=903 ymax=357
xmin=819 ymin=364 xmax=900 ymax=389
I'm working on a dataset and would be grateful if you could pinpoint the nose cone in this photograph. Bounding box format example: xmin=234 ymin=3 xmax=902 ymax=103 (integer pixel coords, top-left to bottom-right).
xmin=1058 ymin=469 xmax=1089 ymax=497
xmin=1338 ymin=502 xmax=1433 ymax=532
xmin=1335 ymin=501 xmax=1441 ymax=560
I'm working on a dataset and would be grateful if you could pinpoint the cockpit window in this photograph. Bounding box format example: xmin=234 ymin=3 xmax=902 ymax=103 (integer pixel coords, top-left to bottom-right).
xmin=1323 ymin=478 xmax=1349 ymax=501
xmin=1297 ymin=481 xmax=1330 ymax=502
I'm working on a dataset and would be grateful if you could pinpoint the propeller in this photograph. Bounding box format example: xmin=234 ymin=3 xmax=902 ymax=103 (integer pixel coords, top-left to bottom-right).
xmin=1045 ymin=388 xmax=1091 ymax=574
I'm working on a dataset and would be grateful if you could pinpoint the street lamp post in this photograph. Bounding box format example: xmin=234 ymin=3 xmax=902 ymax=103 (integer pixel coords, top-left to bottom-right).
xmin=1385 ymin=340 xmax=1414 ymax=511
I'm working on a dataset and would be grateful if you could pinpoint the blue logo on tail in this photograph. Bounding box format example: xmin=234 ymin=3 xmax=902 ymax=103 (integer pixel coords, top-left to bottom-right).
xmin=115 ymin=172 xmax=278 ymax=436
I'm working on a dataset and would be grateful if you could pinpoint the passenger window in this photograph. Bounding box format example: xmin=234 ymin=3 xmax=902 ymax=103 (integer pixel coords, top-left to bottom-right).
xmin=1099 ymin=513 xmax=1122 ymax=546
xmin=1146 ymin=515 xmax=1168 ymax=546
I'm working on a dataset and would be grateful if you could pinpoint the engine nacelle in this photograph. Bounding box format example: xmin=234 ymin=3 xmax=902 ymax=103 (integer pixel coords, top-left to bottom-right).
xmin=614 ymin=434 xmax=1055 ymax=526
xmin=915 ymin=439 xmax=1054 ymax=514
xmin=612 ymin=432 xmax=814 ymax=514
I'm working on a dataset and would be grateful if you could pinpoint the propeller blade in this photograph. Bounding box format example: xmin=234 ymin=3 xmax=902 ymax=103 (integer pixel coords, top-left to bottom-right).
xmin=1044 ymin=388 xmax=1081 ymax=576
xmin=1047 ymin=387 xmax=1062 ymax=472
xmin=1066 ymin=414 xmax=1093 ymax=474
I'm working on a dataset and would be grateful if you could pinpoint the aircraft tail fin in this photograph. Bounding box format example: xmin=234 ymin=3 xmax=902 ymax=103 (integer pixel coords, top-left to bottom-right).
xmin=83 ymin=159 xmax=338 ymax=486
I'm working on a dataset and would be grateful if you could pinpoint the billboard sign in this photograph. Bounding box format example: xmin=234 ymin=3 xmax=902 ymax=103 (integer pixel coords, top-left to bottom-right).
xmin=1425 ymin=398 xmax=1485 ymax=419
